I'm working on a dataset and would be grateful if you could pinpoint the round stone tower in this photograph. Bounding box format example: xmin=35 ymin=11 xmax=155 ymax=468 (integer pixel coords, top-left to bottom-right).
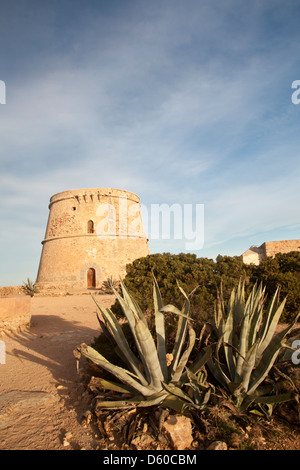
xmin=36 ymin=188 xmax=149 ymax=292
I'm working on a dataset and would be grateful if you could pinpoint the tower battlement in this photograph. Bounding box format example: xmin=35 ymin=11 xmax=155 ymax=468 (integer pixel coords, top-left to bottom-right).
xmin=48 ymin=187 xmax=140 ymax=208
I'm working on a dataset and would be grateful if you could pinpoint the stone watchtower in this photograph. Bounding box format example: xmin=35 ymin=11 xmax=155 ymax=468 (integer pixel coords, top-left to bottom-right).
xmin=36 ymin=188 xmax=149 ymax=292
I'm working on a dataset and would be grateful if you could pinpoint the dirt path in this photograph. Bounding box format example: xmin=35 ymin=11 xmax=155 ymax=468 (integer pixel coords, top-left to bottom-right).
xmin=0 ymin=293 xmax=115 ymax=450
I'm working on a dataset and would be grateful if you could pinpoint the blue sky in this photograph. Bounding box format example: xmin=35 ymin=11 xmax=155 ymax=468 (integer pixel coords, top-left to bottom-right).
xmin=0 ymin=0 xmax=300 ymax=286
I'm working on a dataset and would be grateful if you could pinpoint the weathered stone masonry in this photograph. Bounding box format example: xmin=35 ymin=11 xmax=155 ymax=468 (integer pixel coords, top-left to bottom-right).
xmin=36 ymin=188 xmax=149 ymax=292
xmin=242 ymin=239 xmax=300 ymax=265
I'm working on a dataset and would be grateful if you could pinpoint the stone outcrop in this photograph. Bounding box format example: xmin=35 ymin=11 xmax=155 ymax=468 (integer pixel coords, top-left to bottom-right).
xmin=162 ymin=414 xmax=194 ymax=450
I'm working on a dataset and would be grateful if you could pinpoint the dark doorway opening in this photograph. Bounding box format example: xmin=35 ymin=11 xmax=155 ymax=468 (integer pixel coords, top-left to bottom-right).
xmin=87 ymin=220 xmax=94 ymax=233
xmin=87 ymin=268 xmax=96 ymax=288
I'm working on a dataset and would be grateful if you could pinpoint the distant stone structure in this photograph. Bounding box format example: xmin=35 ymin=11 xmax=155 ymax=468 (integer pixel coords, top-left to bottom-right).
xmin=242 ymin=239 xmax=300 ymax=265
xmin=36 ymin=188 xmax=149 ymax=292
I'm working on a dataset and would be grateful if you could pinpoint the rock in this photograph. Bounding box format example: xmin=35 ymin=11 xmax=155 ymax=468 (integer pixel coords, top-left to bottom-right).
xmin=0 ymin=390 xmax=58 ymax=418
xmin=207 ymin=441 xmax=228 ymax=450
xmin=81 ymin=410 xmax=93 ymax=425
xmin=162 ymin=414 xmax=193 ymax=450
xmin=131 ymin=433 xmax=154 ymax=449
xmin=62 ymin=431 xmax=72 ymax=447
xmin=229 ymin=433 xmax=241 ymax=448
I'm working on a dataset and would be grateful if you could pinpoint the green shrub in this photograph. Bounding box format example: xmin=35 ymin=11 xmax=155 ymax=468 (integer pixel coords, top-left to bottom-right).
xmin=110 ymin=252 xmax=300 ymax=325
xmin=249 ymin=251 xmax=300 ymax=322
xmin=111 ymin=253 xmax=248 ymax=326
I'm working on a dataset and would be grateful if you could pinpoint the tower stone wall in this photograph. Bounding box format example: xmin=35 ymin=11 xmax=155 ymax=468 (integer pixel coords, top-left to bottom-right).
xmin=36 ymin=188 xmax=149 ymax=292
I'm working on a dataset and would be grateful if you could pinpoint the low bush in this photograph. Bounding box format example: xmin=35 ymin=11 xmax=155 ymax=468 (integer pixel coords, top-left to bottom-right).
xmin=110 ymin=252 xmax=300 ymax=324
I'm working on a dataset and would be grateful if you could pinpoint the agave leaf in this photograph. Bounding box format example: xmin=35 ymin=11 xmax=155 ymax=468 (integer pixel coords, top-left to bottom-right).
xmin=94 ymin=308 xmax=117 ymax=349
xmin=223 ymin=301 xmax=236 ymax=381
xmin=95 ymin=391 xmax=168 ymax=409
xmin=185 ymin=368 xmax=211 ymax=406
xmin=95 ymin=378 xmax=133 ymax=394
xmin=249 ymin=408 xmax=265 ymax=416
xmin=134 ymin=318 xmax=164 ymax=391
xmin=160 ymin=304 xmax=191 ymax=319
xmin=109 ymin=284 xmax=152 ymax=382
xmin=109 ymin=283 xmax=140 ymax=332
xmin=159 ymin=304 xmax=190 ymax=379
xmin=119 ymin=280 xmax=148 ymax=325
xmin=248 ymin=312 xmax=300 ymax=395
xmin=253 ymin=392 xmax=293 ymax=405
xmin=176 ymin=280 xmax=199 ymax=301
xmin=162 ymin=381 xmax=194 ymax=404
xmin=76 ymin=343 xmax=155 ymax=397
xmin=240 ymin=341 xmax=259 ymax=392
xmin=185 ymin=368 xmax=202 ymax=405
xmin=91 ymin=295 xmax=148 ymax=385
xmin=239 ymin=391 xmax=293 ymax=414
xmin=201 ymin=388 xmax=211 ymax=407
xmin=247 ymin=284 xmax=265 ymax=350
xmin=185 ymin=345 xmax=213 ymax=377
xmin=171 ymin=323 xmax=196 ymax=383
xmin=234 ymin=300 xmax=251 ymax=382
xmin=95 ymin=400 xmax=137 ymax=409
xmin=207 ymin=337 xmax=231 ymax=389
xmin=226 ymin=286 xmax=236 ymax=318
xmin=135 ymin=394 xmax=169 ymax=407
xmin=214 ymin=303 xmax=224 ymax=336
xmin=168 ymin=291 xmax=191 ymax=377
xmin=256 ymin=296 xmax=287 ymax=359
xmin=152 ymin=271 xmax=163 ymax=312
xmin=98 ymin=389 xmax=168 ymax=407
xmin=179 ymin=345 xmax=213 ymax=390
xmin=160 ymin=394 xmax=190 ymax=414
xmin=258 ymin=288 xmax=280 ymax=348
xmin=152 ymin=273 xmax=168 ymax=382
xmin=232 ymin=280 xmax=246 ymax=330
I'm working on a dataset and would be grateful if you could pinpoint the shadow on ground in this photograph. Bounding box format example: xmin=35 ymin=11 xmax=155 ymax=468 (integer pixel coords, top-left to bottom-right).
xmin=5 ymin=311 xmax=102 ymax=422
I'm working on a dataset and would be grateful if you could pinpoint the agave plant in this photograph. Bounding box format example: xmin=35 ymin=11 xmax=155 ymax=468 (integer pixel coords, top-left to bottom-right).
xmin=207 ymin=281 xmax=300 ymax=413
xmin=100 ymin=276 xmax=119 ymax=294
xmin=22 ymin=278 xmax=39 ymax=297
xmin=74 ymin=273 xmax=212 ymax=413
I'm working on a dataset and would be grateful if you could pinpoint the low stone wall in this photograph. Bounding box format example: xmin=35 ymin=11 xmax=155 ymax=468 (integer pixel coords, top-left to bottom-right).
xmin=242 ymin=239 xmax=300 ymax=265
xmin=0 ymin=286 xmax=23 ymax=296
xmin=265 ymin=240 xmax=300 ymax=257
xmin=0 ymin=296 xmax=31 ymax=336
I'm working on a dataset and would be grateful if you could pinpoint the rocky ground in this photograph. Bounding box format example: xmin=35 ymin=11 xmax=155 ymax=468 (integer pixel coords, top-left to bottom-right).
xmin=0 ymin=293 xmax=299 ymax=452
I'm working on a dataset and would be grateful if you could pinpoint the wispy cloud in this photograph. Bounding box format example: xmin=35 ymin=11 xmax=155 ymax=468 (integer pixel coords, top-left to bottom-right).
xmin=0 ymin=0 xmax=300 ymax=284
